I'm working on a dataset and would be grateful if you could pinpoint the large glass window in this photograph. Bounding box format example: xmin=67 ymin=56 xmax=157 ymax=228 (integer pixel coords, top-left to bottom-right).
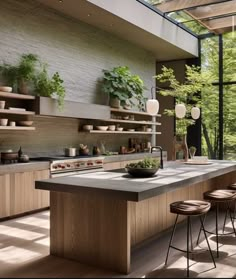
xmin=223 ymin=85 xmax=236 ymax=160
xmin=223 ymin=32 xmax=236 ymax=83
xmin=201 ymin=86 xmax=219 ymax=159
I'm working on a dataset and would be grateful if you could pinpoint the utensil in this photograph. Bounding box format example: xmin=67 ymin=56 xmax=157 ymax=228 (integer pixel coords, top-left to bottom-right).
xmin=64 ymin=147 xmax=77 ymax=157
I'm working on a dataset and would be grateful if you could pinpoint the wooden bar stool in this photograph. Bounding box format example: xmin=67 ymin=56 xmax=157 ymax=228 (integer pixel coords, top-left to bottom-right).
xmin=223 ymin=184 xmax=236 ymax=232
xmin=165 ymin=200 xmax=216 ymax=277
xmin=197 ymin=189 xmax=236 ymax=258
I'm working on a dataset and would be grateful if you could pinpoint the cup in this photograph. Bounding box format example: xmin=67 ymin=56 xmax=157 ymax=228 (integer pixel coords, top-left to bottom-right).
xmin=0 ymin=119 xmax=8 ymax=126
xmin=0 ymin=101 xmax=6 ymax=109
xmin=9 ymin=121 xmax=16 ymax=127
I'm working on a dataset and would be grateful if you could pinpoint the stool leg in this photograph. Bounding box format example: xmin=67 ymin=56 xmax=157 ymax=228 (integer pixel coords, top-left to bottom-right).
xmin=189 ymin=217 xmax=194 ymax=260
xmin=197 ymin=213 xmax=206 ymax=245
xmin=228 ymin=202 xmax=236 ymax=237
xmin=187 ymin=216 xmax=190 ymax=278
xmin=199 ymin=215 xmax=216 ymax=268
xmin=216 ymin=203 xmax=219 ymax=258
xmin=165 ymin=214 xmax=179 ymax=266
xmin=222 ymin=205 xmax=229 ymax=234
xmin=233 ymin=201 xmax=236 ymax=219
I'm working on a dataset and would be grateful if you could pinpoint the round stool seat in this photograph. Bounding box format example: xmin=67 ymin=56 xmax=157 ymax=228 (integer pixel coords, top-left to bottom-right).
xmin=170 ymin=200 xmax=211 ymax=216
xmin=228 ymin=183 xmax=236 ymax=190
xmin=204 ymin=189 xmax=236 ymax=202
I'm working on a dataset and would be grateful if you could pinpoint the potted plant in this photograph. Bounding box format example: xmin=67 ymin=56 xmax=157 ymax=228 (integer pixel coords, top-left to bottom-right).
xmin=189 ymin=146 xmax=197 ymax=159
xmin=155 ymin=64 xmax=213 ymax=160
xmin=0 ymin=54 xmax=40 ymax=94
xmin=34 ymin=64 xmax=65 ymax=110
xmin=102 ymin=66 xmax=146 ymax=109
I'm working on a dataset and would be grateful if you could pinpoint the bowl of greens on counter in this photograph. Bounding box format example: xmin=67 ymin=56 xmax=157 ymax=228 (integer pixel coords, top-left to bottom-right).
xmin=125 ymin=157 xmax=160 ymax=177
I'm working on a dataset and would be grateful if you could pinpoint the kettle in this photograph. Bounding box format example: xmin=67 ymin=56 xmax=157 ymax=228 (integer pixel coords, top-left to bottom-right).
xmin=64 ymin=147 xmax=77 ymax=157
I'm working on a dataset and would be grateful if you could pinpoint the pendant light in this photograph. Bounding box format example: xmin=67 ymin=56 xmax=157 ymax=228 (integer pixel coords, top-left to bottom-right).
xmin=191 ymin=106 xmax=201 ymax=120
xmin=175 ymin=103 xmax=186 ymax=119
xmin=146 ymin=86 xmax=160 ymax=116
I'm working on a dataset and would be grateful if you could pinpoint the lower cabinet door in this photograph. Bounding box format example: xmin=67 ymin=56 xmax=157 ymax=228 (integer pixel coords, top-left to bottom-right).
xmin=0 ymin=174 xmax=10 ymax=218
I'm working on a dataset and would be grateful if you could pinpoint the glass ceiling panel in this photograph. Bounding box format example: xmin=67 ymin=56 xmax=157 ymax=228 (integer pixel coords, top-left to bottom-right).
xmin=143 ymin=0 xmax=236 ymax=36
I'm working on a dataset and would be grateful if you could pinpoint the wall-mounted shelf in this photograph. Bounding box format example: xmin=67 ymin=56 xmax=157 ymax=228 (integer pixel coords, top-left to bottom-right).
xmin=87 ymin=130 xmax=161 ymax=135
xmin=0 ymin=126 xmax=35 ymax=131
xmin=0 ymin=109 xmax=35 ymax=115
xmin=110 ymin=108 xmax=161 ymax=117
xmin=0 ymin=91 xmax=35 ymax=100
xmin=103 ymin=119 xmax=161 ymax=126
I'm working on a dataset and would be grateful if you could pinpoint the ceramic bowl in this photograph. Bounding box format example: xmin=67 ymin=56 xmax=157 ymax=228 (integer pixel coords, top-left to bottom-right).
xmin=83 ymin=125 xmax=93 ymax=131
xmin=126 ymin=167 xmax=159 ymax=178
xmin=146 ymin=128 xmax=152 ymax=132
xmin=0 ymin=86 xmax=12 ymax=93
xmin=18 ymin=121 xmax=33 ymax=127
xmin=108 ymin=125 xmax=116 ymax=131
xmin=116 ymin=127 xmax=123 ymax=131
xmin=96 ymin=126 xmax=108 ymax=131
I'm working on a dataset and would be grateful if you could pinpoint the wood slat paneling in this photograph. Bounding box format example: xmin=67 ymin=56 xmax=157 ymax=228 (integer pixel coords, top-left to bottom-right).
xmin=0 ymin=174 xmax=10 ymax=218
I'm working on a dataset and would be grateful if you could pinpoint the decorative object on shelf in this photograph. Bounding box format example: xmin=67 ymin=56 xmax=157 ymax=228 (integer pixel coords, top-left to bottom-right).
xmin=96 ymin=126 xmax=108 ymax=131
xmin=92 ymin=146 xmax=101 ymax=156
xmin=64 ymin=147 xmax=77 ymax=157
xmin=0 ymin=54 xmax=40 ymax=94
xmin=18 ymin=154 xmax=30 ymax=163
xmin=18 ymin=146 xmax=23 ymax=158
xmin=116 ymin=127 xmax=123 ymax=131
xmin=83 ymin=125 xmax=93 ymax=131
xmin=79 ymin=144 xmax=89 ymax=156
xmin=18 ymin=120 xmax=33 ymax=127
xmin=189 ymin=146 xmax=197 ymax=159
xmin=0 ymin=118 xmax=8 ymax=126
xmin=34 ymin=65 xmax=65 ymax=110
xmin=172 ymin=135 xmax=188 ymax=162
xmin=125 ymin=157 xmax=160 ymax=178
xmin=9 ymin=121 xmax=16 ymax=127
xmin=0 ymin=86 xmax=12 ymax=92
xmin=146 ymin=86 xmax=160 ymax=116
xmin=0 ymin=100 xmax=5 ymax=109
xmin=102 ymin=66 xmax=146 ymax=110
xmin=1 ymin=150 xmax=18 ymax=163
xmin=108 ymin=125 xmax=116 ymax=131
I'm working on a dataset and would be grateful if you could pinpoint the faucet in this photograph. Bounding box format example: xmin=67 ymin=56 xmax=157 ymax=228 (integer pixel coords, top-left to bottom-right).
xmin=151 ymin=146 xmax=163 ymax=169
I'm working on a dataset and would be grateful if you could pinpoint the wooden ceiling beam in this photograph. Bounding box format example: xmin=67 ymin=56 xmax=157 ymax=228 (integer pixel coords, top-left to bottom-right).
xmin=188 ymin=1 xmax=236 ymax=20
xmin=155 ymin=0 xmax=230 ymax=14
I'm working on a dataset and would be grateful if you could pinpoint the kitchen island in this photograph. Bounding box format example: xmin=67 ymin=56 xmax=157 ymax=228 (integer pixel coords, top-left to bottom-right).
xmin=35 ymin=160 xmax=236 ymax=274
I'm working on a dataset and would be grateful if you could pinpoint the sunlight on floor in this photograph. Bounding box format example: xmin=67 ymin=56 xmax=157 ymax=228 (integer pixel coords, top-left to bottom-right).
xmin=0 ymin=246 xmax=42 ymax=264
xmin=35 ymin=237 xmax=50 ymax=247
xmin=0 ymin=225 xmax=45 ymax=240
xmin=16 ymin=216 xmax=49 ymax=229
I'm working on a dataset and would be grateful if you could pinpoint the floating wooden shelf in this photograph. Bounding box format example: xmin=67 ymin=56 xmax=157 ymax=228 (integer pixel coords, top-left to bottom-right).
xmin=0 ymin=126 xmax=35 ymax=131
xmin=110 ymin=108 xmax=161 ymax=117
xmin=0 ymin=109 xmax=35 ymax=115
xmin=87 ymin=130 xmax=161 ymax=135
xmin=102 ymin=119 xmax=161 ymax=125
xmin=0 ymin=91 xmax=35 ymax=100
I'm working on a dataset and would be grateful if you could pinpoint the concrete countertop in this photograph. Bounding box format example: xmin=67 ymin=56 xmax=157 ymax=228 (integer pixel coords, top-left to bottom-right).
xmin=0 ymin=161 xmax=50 ymax=175
xmin=35 ymin=160 xmax=236 ymax=202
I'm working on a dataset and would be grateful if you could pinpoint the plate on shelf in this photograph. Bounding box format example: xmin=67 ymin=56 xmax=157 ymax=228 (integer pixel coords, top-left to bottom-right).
xmin=9 ymin=107 xmax=26 ymax=111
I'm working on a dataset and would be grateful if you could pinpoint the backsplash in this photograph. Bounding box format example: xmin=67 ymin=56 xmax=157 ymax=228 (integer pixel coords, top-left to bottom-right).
xmin=0 ymin=116 xmax=152 ymax=157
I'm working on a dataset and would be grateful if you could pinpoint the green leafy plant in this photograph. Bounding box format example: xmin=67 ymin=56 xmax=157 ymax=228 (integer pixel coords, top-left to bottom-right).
xmin=0 ymin=54 xmax=39 ymax=91
xmin=155 ymin=64 xmax=213 ymax=135
xmin=126 ymin=157 xmax=160 ymax=169
xmin=189 ymin=146 xmax=197 ymax=153
xmin=34 ymin=64 xmax=65 ymax=110
xmin=102 ymin=66 xmax=146 ymax=108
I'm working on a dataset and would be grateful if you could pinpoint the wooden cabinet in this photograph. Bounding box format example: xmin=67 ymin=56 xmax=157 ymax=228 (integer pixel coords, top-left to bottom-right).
xmin=0 ymin=169 xmax=49 ymax=219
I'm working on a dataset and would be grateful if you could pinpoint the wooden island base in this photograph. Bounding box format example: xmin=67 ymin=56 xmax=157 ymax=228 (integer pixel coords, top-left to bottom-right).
xmin=49 ymin=170 xmax=236 ymax=274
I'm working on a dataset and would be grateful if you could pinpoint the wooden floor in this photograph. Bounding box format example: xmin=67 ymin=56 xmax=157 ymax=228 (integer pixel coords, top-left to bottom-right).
xmin=0 ymin=210 xmax=236 ymax=278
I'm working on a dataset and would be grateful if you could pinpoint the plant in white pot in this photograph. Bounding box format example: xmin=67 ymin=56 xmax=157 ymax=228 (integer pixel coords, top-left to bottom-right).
xmin=102 ymin=66 xmax=146 ymax=109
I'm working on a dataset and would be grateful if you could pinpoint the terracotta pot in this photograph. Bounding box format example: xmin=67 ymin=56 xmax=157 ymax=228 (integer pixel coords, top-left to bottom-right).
xmin=18 ymin=79 xmax=29 ymax=95
xmin=109 ymin=97 xmax=120 ymax=108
